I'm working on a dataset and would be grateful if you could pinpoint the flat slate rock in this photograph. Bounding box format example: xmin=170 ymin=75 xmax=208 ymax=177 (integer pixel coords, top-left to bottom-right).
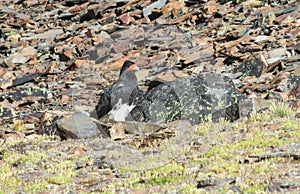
xmin=57 ymin=112 xmax=100 ymax=139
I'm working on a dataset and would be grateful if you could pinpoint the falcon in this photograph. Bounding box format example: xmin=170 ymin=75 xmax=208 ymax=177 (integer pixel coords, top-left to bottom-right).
xmin=94 ymin=60 xmax=141 ymax=121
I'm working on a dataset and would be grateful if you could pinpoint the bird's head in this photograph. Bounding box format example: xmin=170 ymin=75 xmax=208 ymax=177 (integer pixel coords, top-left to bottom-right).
xmin=119 ymin=60 xmax=139 ymax=76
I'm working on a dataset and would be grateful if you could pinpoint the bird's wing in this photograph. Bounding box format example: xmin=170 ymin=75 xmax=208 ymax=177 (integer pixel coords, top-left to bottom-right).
xmin=111 ymin=80 xmax=137 ymax=107
xmin=95 ymin=87 xmax=113 ymax=119
xmin=109 ymin=80 xmax=140 ymax=121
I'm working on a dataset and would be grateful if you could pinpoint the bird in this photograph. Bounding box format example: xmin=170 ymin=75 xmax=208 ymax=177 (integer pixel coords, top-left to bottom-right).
xmin=94 ymin=60 xmax=141 ymax=121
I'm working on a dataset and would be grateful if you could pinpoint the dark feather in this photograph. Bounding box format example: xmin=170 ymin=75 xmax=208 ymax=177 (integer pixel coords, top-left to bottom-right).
xmin=94 ymin=60 xmax=141 ymax=120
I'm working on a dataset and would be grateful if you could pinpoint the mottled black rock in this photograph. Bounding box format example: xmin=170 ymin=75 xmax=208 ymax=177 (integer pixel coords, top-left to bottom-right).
xmin=0 ymin=107 xmax=12 ymax=118
xmin=11 ymin=73 xmax=43 ymax=88
xmin=285 ymin=75 xmax=300 ymax=99
xmin=127 ymin=73 xmax=243 ymax=125
xmin=234 ymin=57 xmax=264 ymax=78
xmin=1 ymin=87 xmax=53 ymax=102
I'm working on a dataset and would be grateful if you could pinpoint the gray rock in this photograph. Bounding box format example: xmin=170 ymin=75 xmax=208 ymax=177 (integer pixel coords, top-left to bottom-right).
xmin=128 ymin=73 xmax=243 ymax=125
xmin=57 ymin=112 xmax=100 ymax=139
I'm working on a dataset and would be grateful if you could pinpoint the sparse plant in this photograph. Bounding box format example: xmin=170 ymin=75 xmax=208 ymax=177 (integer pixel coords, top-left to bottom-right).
xmin=268 ymin=100 xmax=294 ymax=118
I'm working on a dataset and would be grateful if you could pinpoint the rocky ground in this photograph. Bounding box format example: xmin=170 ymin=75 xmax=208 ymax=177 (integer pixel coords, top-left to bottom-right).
xmin=0 ymin=0 xmax=300 ymax=193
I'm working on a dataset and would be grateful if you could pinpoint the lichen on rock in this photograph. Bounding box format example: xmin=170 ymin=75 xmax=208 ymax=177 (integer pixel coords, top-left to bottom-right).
xmin=128 ymin=73 xmax=243 ymax=125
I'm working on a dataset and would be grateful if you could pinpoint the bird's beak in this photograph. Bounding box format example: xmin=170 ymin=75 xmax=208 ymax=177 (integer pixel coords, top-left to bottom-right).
xmin=128 ymin=64 xmax=139 ymax=71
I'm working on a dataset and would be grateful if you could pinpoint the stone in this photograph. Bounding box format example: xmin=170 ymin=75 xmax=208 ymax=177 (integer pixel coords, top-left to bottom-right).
xmin=128 ymin=73 xmax=243 ymax=125
xmin=57 ymin=112 xmax=100 ymax=139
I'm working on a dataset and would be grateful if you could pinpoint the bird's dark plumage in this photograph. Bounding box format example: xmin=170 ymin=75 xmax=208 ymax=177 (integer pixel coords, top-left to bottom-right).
xmin=119 ymin=60 xmax=136 ymax=76
xmin=94 ymin=60 xmax=141 ymax=121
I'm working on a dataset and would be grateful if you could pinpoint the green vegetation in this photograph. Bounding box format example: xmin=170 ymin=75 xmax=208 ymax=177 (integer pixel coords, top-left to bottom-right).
xmin=0 ymin=102 xmax=299 ymax=192
xmin=12 ymin=121 xmax=27 ymax=131
xmin=0 ymin=176 xmax=24 ymax=193
xmin=138 ymin=175 xmax=182 ymax=185
xmin=269 ymin=100 xmax=294 ymax=118
xmin=49 ymin=175 xmax=71 ymax=185
xmin=24 ymin=181 xmax=49 ymax=193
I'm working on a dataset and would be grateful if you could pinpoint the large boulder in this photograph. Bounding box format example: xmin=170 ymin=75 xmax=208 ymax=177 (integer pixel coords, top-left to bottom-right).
xmin=127 ymin=73 xmax=243 ymax=125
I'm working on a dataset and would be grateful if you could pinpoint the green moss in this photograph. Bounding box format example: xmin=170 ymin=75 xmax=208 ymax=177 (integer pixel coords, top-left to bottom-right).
xmin=0 ymin=176 xmax=24 ymax=193
xmin=46 ymin=158 xmax=73 ymax=171
xmin=0 ymin=166 xmax=10 ymax=175
xmin=188 ymin=157 xmax=210 ymax=169
xmin=49 ymin=175 xmax=71 ymax=185
xmin=123 ymin=162 xmax=186 ymax=189
xmin=240 ymin=183 xmax=265 ymax=193
xmin=229 ymin=129 xmax=290 ymax=153
xmin=252 ymin=165 xmax=271 ymax=174
xmin=282 ymin=120 xmax=299 ymax=130
xmin=2 ymin=150 xmax=45 ymax=166
xmin=24 ymin=180 xmax=49 ymax=192
xmin=9 ymin=31 xmax=17 ymax=36
xmin=146 ymin=163 xmax=186 ymax=177
xmin=13 ymin=122 xmax=26 ymax=131
xmin=142 ymin=175 xmax=182 ymax=185
xmin=209 ymin=161 xmax=241 ymax=175
xmin=100 ymin=192 xmax=114 ymax=194
xmin=285 ymin=129 xmax=300 ymax=139
xmin=179 ymin=185 xmax=200 ymax=193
